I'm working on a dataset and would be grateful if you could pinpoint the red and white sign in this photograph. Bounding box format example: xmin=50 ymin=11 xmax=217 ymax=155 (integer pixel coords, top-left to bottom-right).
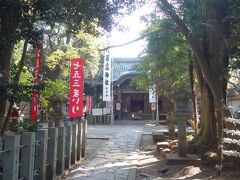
xmin=68 ymin=58 xmax=84 ymax=118
xmin=31 ymin=44 xmax=42 ymax=121
xmin=86 ymin=96 xmax=92 ymax=113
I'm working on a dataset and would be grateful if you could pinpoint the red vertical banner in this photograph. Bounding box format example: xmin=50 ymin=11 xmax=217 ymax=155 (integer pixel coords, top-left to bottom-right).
xmin=31 ymin=43 xmax=42 ymax=121
xmin=68 ymin=58 xmax=84 ymax=118
xmin=86 ymin=96 xmax=92 ymax=113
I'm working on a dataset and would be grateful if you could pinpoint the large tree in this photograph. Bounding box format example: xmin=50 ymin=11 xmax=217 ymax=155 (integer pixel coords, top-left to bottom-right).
xmin=133 ymin=19 xmax=190 ymax=97
xmin=156 ymin=0 xmax=240 ymax=169
xmin=0 ymin=0 xmax=141 ymax=136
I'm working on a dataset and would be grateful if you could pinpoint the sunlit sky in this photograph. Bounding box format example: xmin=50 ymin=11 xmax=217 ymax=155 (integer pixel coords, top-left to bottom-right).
xmin=109 ymin=8 xmax=149 ymax=58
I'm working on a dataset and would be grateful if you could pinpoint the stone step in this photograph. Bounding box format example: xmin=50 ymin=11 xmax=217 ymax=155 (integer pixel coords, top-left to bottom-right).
xmin=158 ymin=120 xmax=167 ymax=125
xmin=152 ymin=128 xmax=195 ymax=137
xmin=156 ymin=142 xmax=170 ymax=152
xmin=152 ymin=131 xmax=165 ymax=141
xmin=160 ymin=148 xmax=171 ymax=158
xmin=169 ymin=139 xmax=178 ymax=146
xmin=170 ymin=144 xmax=178 ymax=151
xmin=166 ymin=153 xmax=201 ymax=166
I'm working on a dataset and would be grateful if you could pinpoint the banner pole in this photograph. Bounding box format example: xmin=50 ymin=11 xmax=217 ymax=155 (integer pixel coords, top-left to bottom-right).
xmin=110 ymin=53 xmax=114 ymax=125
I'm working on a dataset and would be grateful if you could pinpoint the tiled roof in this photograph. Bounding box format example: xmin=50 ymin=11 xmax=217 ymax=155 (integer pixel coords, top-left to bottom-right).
xmin=112 ymin=58 xmax=140 ymax=81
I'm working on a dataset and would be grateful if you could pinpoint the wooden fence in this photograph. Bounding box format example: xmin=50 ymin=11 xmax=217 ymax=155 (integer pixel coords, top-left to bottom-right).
xmin=223 ymin=118 xmax=240 ymax=161
xmin=0 ymin=119 xmax=87 ymax=180
xmin=87 ymin=115 xmax=111 ymax=125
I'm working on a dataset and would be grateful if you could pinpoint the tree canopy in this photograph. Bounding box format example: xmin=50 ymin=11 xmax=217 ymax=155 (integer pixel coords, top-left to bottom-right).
xmin=0 ymin=0 xmax=143 ymax=135
xmin=133 ymin=19 xmax=190 ymax=97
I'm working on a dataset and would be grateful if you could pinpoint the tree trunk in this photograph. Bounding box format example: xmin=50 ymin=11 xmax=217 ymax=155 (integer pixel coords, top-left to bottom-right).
xmin=1 ymin=40 xmax=28 ymax=135
xmin=0 ymin=9 xmax=19 ymax=137
xmin=188 ymin=50 xmax=198 ymax=134
xmin=188 ymin=84 xmax=217 ymax=154
xmin=0 ymin=46 xmax=14 ymax=136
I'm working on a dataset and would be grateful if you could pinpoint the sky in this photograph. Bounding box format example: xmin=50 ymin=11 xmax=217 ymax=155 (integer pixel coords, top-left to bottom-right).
xmin=109 ymin=8 xmax=148 ymax=58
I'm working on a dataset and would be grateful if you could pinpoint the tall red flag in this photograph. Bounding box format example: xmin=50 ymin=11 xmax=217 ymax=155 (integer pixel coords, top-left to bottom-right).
xmin=31 ymin=43 xmax=42 ymax=121
xmin=68 ymin=58 xmax=84 ymax=118
xmin=86 ymin=96 xmax=92 ymax=113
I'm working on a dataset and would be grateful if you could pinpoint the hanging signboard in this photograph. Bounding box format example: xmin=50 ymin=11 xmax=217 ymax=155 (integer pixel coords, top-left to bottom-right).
xmin=31 ymin=43 xmax=42 ymax=121
xmin=103 ymin=52 xmax=111 ymax=101
xmin=86 ymin=96 xmax=92 ymax=113
xmin=68 ymin=58 xmax=84 ymax=118
xmin=149 ymin=84 xmax=156 ymax=103
xmin=92 ymin=108 xmax=103 ymax=116
xmin=116 ymin=102 xmax=121 ymax=111
xmin=151 ymin=103 xmax=156 ymax=111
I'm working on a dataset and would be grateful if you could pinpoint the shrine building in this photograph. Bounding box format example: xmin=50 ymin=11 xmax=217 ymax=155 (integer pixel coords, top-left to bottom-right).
xmin=112 ymin=58 xmax=170 ymax=120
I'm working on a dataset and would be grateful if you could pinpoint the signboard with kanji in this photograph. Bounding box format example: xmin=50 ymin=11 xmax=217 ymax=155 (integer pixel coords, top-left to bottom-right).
xmin=92 ymin=108 xmax=103 ymax=116
xmin=103 ymin=52 xmax=111 ymax=101
xmin=31 ymin=43 xmax=42 ymax=121
xmin=68 ymin=58 xmax=84 ymax=118
xmin=149 ymin=84 xmax=156 ymax=103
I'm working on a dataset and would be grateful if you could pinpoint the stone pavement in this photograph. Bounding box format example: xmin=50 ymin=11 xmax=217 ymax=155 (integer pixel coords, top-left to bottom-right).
xmin=64 ymin=123 xmax=144 ymax=180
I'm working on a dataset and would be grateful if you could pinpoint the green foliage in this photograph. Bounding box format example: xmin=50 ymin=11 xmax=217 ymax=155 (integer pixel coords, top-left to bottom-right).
xmin=46 ymin=48 xmax=79 ymax=70
xmin=0 ymin=0 xmax=141 ymax=50
xmin=40 ymin=80 xmax=68 ymax=108
xmin=45 ymin=29 xmax=103 ymax=80
xmin=133 ymin=19 xmax=190 ymax=97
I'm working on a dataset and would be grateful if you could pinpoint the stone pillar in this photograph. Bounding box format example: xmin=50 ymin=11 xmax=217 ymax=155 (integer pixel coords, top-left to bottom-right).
xmin=176 ymin=115 xmax=187 ymax=157
xmin=20 ymin=132 xmax=35 ymax=180
xmin=167 ymin=112 xmax=175 ymax=140
xmin=56 ymin=126 xmax=65 ymax=175
xmin=87 ymin=115 xmax=93 ymax=125
xmin=3 ymin=135 xmax=21 ymax=180
xmin=117 ymin=87 xmax=122 ymax=120
xmin=65 ymin=125 xmax=72 ymax=169
xmin=47 ymin=128 xmax=58 ymax=180
xmin=48 ymin=121 xmax=55 ymax=128
xmin=82 ymin=119 xmax=87 ymax=158
xmin=71 ymin=124 xmax=78 ymax=164
xmin=77 ymin=123 xmax=83 ymax=161
xmin=35 ymin=129 xmax=48 ymax=180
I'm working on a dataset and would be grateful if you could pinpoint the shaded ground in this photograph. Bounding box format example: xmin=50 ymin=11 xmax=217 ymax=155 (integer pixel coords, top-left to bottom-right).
xmin=64 ymin=124 xmax=142 ymax=180
xmin=136 ymin=134 xmax=240 ymax=180
xmin=86 ymin=138 xmax=108 ymax=159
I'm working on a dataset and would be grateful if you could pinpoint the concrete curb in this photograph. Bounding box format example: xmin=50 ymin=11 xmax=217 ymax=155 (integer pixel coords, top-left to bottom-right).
xmin=127 ymin=128 xmax=142 ymax=180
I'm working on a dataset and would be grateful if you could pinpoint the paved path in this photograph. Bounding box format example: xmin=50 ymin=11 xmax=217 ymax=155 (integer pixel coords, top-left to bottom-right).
xmin=64 ymin=124 xmax=143 ymax=180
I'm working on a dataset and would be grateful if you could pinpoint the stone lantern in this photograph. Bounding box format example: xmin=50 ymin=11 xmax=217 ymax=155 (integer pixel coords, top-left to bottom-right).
xmin=172 ymin=89 xmax=192 ymax=157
